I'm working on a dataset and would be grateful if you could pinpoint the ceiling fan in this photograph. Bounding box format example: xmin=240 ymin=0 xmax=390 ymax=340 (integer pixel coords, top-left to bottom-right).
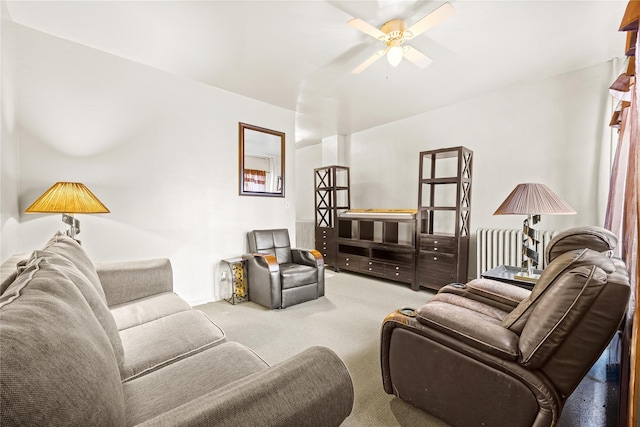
xmin=348 ymin=2 xmax=455 ymax=74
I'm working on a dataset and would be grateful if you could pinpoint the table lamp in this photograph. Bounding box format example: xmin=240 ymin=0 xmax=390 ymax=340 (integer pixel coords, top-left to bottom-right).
xmin=25 ymin=182 xmax=110 ymax=242
xmin=494 ymin=183 xmax=576 ymax=281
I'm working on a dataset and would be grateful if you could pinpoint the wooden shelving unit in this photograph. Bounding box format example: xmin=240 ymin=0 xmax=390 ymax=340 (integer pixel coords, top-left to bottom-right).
xmin=416 ymin=147 xmax=473 ymax=290
xmin=336 ymin=210 xmax=416 ymax=286
xmin=314 ymin=166 xmax=350 ymax=270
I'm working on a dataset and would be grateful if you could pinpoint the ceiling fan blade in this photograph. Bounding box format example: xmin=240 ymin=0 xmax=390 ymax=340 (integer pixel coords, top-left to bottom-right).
xmin=403 ymin=46 xmax=433 ymax=69
xmin=352 ymin=49 xmax=387 ymax=74
xmin=348 ymin=18 xmax=386 ymax=40
xmin=405 ymin=2 xmax=455 ymax=39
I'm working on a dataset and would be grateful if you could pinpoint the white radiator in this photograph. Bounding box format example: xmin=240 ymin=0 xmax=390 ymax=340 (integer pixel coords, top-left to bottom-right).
xmin=295 ymin=220 xmax=316 ymax=250
xmin=476 ymin=228 xmax=557 ymax=277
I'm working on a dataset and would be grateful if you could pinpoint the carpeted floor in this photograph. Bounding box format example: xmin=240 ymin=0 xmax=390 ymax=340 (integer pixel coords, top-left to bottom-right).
xmin=196 ymin=270 xmax=448 ymax=426
xmin=195 ymin=270 xmax=616 ymax=427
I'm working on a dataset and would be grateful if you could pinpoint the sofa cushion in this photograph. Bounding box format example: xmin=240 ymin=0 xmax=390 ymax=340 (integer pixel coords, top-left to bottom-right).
xmin=0 ymin=255 xmax=125 ymax=426
xmin=27 ymin=250 xmax=126 ymax=371
xmin=0 ymin=253 xmax=29 ymax=295
xmin=123 ymin=342 xmax=268 ymax=426
xmin=545 ymin=226 xmax=617 ymax=263
xmin=280 ymin=263 xmax=318 ymax=289
xmin=110 ymin=292 xmax=193 ymax=331
xmin=42 ymin=231 xmax=108 ymax=303
xmin=120 ymin=310 xmax=226 ymax=381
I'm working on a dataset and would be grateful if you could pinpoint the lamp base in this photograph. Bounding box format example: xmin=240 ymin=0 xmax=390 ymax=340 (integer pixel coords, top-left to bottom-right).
xmin=62 ymin=213 xmax=81 ymax=244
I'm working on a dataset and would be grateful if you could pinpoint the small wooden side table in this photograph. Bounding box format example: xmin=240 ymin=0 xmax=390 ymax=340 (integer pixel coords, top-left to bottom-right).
xmin=480 ymin=265 xmax=543 ymax=291
xmin=221 ymin=257 xmax=248 ymax=305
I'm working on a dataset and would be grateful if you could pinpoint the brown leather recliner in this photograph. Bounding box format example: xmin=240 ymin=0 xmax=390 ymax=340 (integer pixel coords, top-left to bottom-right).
xmin=243 ymin=229 xmax=325 ymax=309
xmin=381 ymin=226 xmax=630 ymax=427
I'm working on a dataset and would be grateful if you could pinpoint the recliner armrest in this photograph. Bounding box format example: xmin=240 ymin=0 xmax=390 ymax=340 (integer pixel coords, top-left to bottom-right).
xmin=243 ymin=253 xmax=280 ymax=272
xmin=413 ymin=301 xmax=520 ymax=360
xmin=242 ymin=253 xmax=282 ymax=309
xmin=439 ymin=278 xmax=530 ymax=312
xmin=291 ymin=249 xmax=324 ymax=267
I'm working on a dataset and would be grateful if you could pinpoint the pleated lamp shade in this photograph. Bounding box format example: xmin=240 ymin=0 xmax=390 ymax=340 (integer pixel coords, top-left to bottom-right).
xmin=25 ymin=182 xmax=110 ymax=214
xmin=494 ymin=183 xmax=575 ymax=216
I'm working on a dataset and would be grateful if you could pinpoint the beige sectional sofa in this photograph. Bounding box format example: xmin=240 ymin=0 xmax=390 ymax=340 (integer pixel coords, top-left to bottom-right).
xmin=0 ymin=232 xmax=354 ymax=426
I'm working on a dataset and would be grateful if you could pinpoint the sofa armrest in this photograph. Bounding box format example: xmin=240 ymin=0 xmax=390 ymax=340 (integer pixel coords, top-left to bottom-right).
xmin=439 ymin=278 xmax=530 ymax=312
xmin=136 ymin=346 xmax=354 ymax=427
xmin=95 ymin=258 xmax=173 ymax=307
xmin=291 ymin=249 xmax=324 ymax=267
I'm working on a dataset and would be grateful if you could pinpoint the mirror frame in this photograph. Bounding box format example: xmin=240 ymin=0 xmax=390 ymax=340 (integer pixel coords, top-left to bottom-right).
xmin=239 ymin=122 xmax=285 ymax=197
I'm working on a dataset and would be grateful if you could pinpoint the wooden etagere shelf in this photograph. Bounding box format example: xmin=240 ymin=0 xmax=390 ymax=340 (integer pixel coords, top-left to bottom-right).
xmin=416 ymin=146 xmax=473 ymax=290
xmin=314 ymin=166 xmax=350 ymax=270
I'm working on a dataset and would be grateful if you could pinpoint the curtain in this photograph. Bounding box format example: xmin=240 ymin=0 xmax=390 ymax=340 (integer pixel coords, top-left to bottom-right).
xmin=243 ymin=169 xmax=267 ymax=192
xmin=605 ymin=3 xmax=639 ymax=426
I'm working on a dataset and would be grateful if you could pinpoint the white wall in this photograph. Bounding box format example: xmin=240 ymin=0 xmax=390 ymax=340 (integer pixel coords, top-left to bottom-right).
xmin=0 ymin=2 xmax=20 ymax=261
xmin=295 ymin=142 xmax=324 ymax=221
xmin=296 ymin=60 xmax=620 ymax=279
xmin=10 ymin=25 xmax=296 ymax=305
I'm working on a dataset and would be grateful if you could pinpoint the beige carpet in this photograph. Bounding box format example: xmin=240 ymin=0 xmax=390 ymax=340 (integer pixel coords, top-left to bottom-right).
xmin=195 ymin=270 xmax=449 ymax=426
xmin=196 ymin=270 xmax=615 ymax=427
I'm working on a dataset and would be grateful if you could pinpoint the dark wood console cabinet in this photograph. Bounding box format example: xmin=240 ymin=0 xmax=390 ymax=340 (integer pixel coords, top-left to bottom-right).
xmin=336 ymin=210 xmax=417 ymax=287
xmin=416 ymin=147 xmax=473 ymax=291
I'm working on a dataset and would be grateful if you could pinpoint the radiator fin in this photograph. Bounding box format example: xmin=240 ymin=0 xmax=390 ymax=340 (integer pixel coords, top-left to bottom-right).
xmin=295 ymin=220 xmax=315 ymax=249
xmin=476 ymin=228 xmax=557 ymax=277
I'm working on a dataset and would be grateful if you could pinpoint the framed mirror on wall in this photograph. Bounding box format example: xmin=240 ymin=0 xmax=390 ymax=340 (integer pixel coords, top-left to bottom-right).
xmin=239 ymin=122 xmax=285 ymax=197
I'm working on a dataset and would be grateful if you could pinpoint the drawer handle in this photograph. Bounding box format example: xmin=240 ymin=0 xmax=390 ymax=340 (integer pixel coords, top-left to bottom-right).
xmin=368 ymin=267 xmax=373 ymax=271
xmin=323 ymin=236 xmax=326 ymax=239
xmin=345 ymin=263 xmax=350 ymax=266
xmin=395 ymin=272 xmax=400 ymax=276
xmin=345 ymin=257 xmax=350 ymax=261
xmin=434 ymin=240 xmax=438 ymax=244
xmin=434 ymin=247 xmax=438 ymax=251
xmin=433 ymin=257 xmax=438 ymax=261
xmin=395 ymin=266 xmax=400 ymax=270
xmin=368 ymin=262 xmax=373 ymax=265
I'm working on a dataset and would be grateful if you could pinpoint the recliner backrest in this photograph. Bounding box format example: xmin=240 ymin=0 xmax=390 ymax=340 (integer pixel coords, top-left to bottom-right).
xmin=545 ymin=225 xmax=617 ymax=263
xmin=502 ymin=248 xmax=616 ymax=333
xmin=534 ymin=263 xmax=629 ymax=397
xmin=247 ymin=229 xmax=293 ymax=264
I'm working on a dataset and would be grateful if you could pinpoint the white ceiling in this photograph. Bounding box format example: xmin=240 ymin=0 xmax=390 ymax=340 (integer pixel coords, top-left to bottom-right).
xmin=6 ymin=1 xmax=629 ymax=146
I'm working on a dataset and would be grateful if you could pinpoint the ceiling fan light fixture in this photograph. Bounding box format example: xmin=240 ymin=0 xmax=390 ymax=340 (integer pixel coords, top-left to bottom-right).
xmin=387 ymin=44 xmax=403 ymax=67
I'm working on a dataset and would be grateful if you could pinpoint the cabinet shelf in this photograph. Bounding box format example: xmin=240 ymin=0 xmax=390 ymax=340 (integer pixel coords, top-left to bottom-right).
xmin=336 ymin=212 xmax=417 ymax=285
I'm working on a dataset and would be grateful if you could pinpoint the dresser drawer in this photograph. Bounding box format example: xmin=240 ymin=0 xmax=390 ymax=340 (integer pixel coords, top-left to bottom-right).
xmin=318 ymin=247 xmax=335 ymax=260
xmin=420 ymin=236 xmax=455 ymax=254
xmin=316 ymin=239 xmax=334 ymax=250
xmin=417 ymin=272 xmax=456 ymax=290
xmin=338 ymin=254 xmax=363 ymax=270
xmin=360 ymin=259 xmax=384 ymax=274
xmin=420 ymin=252 xmax=456 ymax=267
xmin=316 ymin=228 xmax=335 ymax=241
xmin=384 ymin=264 xmax=414 ymax=282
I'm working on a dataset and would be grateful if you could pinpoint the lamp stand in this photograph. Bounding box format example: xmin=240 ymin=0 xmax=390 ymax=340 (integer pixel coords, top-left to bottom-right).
xmin=62 ymin=213 xmax=81 ymax=243
xmin=515 ymin=214 xmax=541 ymax=283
